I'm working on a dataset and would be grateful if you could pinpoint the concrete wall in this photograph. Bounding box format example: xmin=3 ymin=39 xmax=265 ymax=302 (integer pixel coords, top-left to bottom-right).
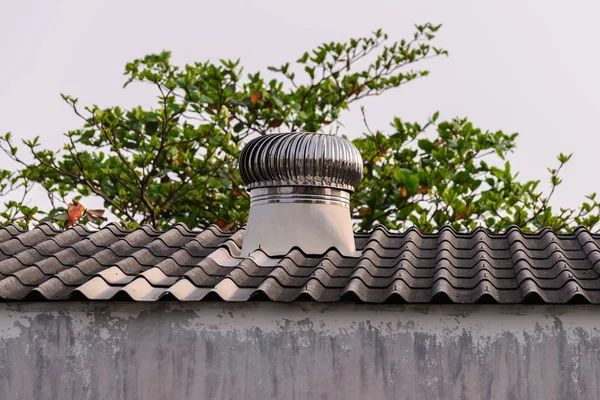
xmin=0 ymin=302 xmax=599 ymax=400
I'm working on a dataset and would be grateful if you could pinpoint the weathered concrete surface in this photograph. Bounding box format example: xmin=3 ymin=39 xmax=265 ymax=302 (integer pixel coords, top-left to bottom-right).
xmin=0 ymin=302 xmax=598 ymax=400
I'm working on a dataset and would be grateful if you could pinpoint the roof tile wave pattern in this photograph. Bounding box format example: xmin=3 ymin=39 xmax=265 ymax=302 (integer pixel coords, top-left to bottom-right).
xmin=1 ymin=223 xmax=600 ymax=303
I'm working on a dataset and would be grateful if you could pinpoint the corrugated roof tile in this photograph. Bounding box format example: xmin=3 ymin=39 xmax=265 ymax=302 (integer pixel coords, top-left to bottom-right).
xmin=120 ymin=277 xmax=168 ymax=301
xmin=33 ymin=277 xmax=76 ymax=300
xmin=1 ymin=223 xmax=600 ymax=303
xmin=75 ymin=276 xmax=121 ymax=300
xmin=140 ymin=268 xmax=178 ymax=286
xmin=168 ymin=279 xmax=211 ymax=301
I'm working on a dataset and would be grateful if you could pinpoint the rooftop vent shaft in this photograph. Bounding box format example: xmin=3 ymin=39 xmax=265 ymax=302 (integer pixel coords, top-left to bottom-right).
xmin=239 ymin=132 xmax=363 ymax=256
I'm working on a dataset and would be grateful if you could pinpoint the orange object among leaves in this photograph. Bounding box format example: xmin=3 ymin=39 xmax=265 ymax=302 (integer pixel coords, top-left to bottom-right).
xmin=64 ymin=199 xmax=107 ymax=226
xmin=67 ymin=200 xmax=85 ymax=227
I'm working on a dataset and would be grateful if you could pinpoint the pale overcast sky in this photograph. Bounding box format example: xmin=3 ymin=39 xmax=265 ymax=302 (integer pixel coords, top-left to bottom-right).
xmin=1 ymin=0 xmax=599 ymax=211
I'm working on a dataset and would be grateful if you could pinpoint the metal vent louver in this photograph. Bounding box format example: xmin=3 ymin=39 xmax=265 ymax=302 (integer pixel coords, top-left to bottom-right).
xmin=239 ymin=132 xmax=363 ymax=192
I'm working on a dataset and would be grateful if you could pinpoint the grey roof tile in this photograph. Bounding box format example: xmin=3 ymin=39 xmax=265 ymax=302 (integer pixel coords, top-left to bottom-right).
xmin=2 ymin=223 xmax=600 ymax=303
xmin=0 ymin=257 xmax=27 ymax=275
xmin=0 ymin=225 xmax=25 ymax=244
xmin=152 ymin=257 xmax=194 ymax=276
xmin=54 ymin=267 xmax=89 ymax=286
xmin=12 ymin=266 xmax=48 ymax=286
xmin=32 ymin=277 xmax=76 ymax=300
xmin=0 ymin=276 xmax=35 ymax=300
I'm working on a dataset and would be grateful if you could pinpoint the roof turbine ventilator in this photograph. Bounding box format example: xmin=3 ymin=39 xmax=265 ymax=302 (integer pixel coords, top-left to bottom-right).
xmin=239 ymin=132 xmax=363 ymax=257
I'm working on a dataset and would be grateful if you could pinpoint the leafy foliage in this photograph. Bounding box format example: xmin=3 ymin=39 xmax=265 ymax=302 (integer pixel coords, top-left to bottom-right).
xmin=353 ymin=114 xmax=599 ymax=231
xmin=1 ymin=23 xmax=599 ymax=233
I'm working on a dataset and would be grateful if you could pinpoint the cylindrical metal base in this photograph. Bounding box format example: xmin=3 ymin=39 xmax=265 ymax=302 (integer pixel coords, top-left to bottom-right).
xmin=250 ymin=186 xmax=350 ymax=208
xmin=241 ymin=186 xmax=357 ymax=257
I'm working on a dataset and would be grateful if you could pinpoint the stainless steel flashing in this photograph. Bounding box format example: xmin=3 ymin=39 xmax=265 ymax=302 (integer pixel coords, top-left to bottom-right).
xmin=249 ymin=187 xmax=351 ymax=207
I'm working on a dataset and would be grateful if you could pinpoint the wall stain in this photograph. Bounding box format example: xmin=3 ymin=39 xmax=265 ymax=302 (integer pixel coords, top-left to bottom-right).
xmin=0 ymin=303 xmax=598 ymax=400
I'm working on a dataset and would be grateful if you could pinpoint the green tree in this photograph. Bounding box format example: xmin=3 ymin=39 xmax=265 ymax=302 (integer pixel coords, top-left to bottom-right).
xmin=1 ymin=23 xmax=599 ymax=232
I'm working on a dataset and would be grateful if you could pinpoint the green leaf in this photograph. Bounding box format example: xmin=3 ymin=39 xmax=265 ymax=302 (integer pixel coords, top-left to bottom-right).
xmin=406 ymin=175 xmax=420 ymax=194
xmin=297 ymin=52 xmax=309 ymax=63
xmin=53 ymin=213 xmax=71 ymax=221
xmin=418 ymin=139 xmax=434 ymax=152
xmin=393 ymin=169 xmax=406 ymax=183
xmin=454 ymin=171 xmax=471 ymax=184
xmin=304 ymin=66 xmax=315 ymax=80
xmin=233 ymin=122 xmax=245 ymax=133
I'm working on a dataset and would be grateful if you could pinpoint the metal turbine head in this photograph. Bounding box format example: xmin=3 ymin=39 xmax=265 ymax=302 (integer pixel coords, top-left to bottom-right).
xmin=239 ymin=132 xmax=363 ymax=192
